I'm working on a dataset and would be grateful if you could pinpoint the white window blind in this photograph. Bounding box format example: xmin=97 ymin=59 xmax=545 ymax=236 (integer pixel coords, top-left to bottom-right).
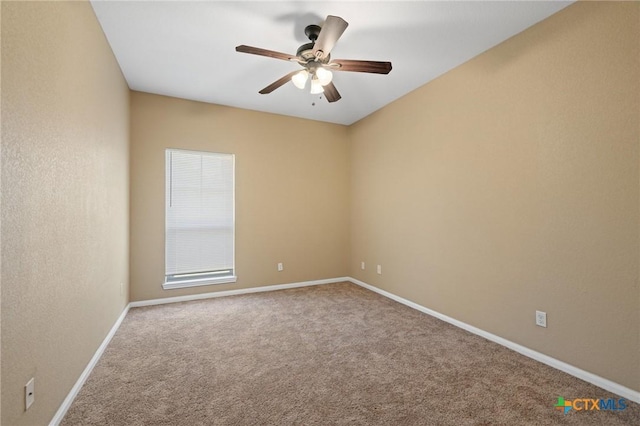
xmin=165 ymin=149 xmax=235 ymax=288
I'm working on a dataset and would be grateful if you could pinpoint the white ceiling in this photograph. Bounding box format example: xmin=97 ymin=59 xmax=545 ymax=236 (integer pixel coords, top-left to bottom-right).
xmin=91 ymin=1 xmax=574 ymax=125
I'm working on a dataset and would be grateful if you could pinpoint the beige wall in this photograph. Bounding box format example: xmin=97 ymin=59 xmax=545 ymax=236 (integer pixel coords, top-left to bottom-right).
xmin=130 ymin=92 xmax=350 ymax=301
xmin=349 ymin=1 xmax=639 ymax=391
xmin=1 ymin=1 xmax=130 ymax=425
xmin=1 ymin=3 xmax=4 ymax=423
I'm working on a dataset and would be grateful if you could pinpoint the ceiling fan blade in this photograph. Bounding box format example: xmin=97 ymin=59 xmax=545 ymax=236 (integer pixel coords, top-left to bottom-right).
xmin=312 ymin=16 xmax=348 ymax=60
xmin=258 ymin=71 xmax=299 ymax=94
xmin=331 ymin=59 xmax=392 ymax=74
xmin=236 ymin=45 xmax=297 ymax=62
xmin=323 ymin=82 xmax=341 ymax=103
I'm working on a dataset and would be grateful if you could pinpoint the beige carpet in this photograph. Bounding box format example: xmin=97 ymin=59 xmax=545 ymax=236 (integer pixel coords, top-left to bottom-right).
xmin=61 ymin=282 xmax=639 ymax=425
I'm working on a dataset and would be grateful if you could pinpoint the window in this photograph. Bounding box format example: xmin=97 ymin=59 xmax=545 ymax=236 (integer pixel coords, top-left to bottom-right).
xmin=164 ymin=149 xmax=235 ymax=289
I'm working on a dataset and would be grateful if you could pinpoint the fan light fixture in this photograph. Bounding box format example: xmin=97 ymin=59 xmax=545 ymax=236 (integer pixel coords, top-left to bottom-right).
xmin=292 ymin=70 xmax=309 ymax=89
xmin=310 ymin=76 xmax=324 ymax=94
xmin=291 ymin=68 xmax=333 ymax=94
xmin=316 ymin=67 xmax=333 ymax=86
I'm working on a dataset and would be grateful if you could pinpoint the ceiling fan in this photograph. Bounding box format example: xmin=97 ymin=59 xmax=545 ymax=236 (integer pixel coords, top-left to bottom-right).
xmin=235 ymin=15 xmax=392 ymax=103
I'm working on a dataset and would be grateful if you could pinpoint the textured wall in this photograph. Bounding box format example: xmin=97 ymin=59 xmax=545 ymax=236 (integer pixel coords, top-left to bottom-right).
xmin=1 ymin=1 xmax=130 ymax=425
xmin=349 ymin=1 xmax=639 ymax=391
xmin=130 ymin=92 xmax=349 ymax=302
xmin=0 ymin=3 xmax=4 ymax=423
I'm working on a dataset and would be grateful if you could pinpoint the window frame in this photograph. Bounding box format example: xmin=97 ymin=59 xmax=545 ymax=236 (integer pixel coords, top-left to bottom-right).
xmin=163 ymin=148 xmax=236 ymax=290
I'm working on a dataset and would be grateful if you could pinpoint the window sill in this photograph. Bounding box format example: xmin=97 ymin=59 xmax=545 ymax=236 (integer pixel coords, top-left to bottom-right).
xmin=163 ymin=275 xmax=237 ymax=290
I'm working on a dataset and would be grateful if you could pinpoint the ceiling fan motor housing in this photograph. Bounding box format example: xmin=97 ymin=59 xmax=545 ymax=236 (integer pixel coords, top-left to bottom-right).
xmin=296 ymin=42 xmax=315 ymax=60
xmin=296 ymin=45 xmax=331 ymax=64
xmin=297 ymin=24 xmax=330 ymax=63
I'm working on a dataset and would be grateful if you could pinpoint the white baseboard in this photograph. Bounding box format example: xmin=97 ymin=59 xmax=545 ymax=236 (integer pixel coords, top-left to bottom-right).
xmin=348 ymin=277 xmax=640 ymax=404
xmin=129 ymin=277 xmax=350 ymax=307
xmin=49 ymin=304 xmax=131 ymax=426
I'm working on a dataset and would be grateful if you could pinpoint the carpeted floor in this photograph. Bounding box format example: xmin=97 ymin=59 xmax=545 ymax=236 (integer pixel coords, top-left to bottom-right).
xmin=61 ymin=282 xmax=639 ymax=425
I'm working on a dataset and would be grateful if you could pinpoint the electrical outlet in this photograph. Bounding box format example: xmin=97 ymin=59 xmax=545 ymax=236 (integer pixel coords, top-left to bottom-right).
xmin=277 ymin=263 xmax=283 ymax=272
xmin=25 ymin=378 xmax=34 ymax=411
xmin=361 ymin=261 xmax=365 ymax=270
xmin=377 ymin=265 xmax=382 ymax=275
xmin=536 ymin=311 xmax=547 ymax=328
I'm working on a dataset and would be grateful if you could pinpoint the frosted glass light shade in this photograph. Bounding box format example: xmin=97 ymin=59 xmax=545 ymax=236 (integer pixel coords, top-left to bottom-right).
xmin=316 ymin=67 xmax=333 ymax=86
xmin=291 ymin=70 xmax=309 ymax=89
xmin=310 ymin=77 xmax=324 ymax=94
